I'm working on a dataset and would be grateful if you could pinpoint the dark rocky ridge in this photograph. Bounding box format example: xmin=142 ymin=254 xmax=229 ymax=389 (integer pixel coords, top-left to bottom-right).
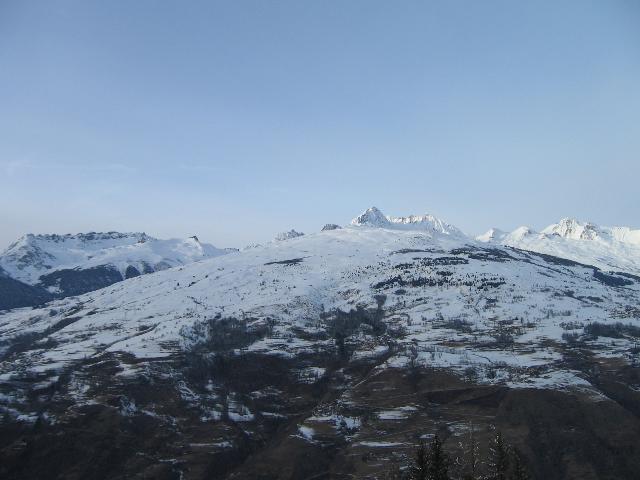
xmin=0 ymin=275 xmax=52 ymax=311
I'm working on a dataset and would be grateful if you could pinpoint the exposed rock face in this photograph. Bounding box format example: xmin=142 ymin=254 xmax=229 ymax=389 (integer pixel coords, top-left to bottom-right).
xmin=0 ymin=275 xmax=51 ymax=311
xmin=321 ymin=224 xmax=342 ymax=231
xmin=274 ymin=230 xmax=305 ymax=241
xmin=543 ymin=218 xmax=600 ymax=240
xmin=351 ymin=206 xmax=390 ymax=227
xmin=37 ymin=265 xmax=126 ymax=298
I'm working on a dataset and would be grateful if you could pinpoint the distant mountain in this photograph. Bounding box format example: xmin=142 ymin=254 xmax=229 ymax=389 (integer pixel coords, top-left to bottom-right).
xmin=477 ymin=217 xmax=640 ymax=275
xmin=0 ymin=232 xmax=234 ymax=309
xmin=474 ymin=227 xmax=507 ymax=243
xmin=351 ymin=206 xmax=464 ymax=237
xmin=2 ymin=208 xmax=640 ymax=479
xmin=274 ymin=230 xmax=305 ymax=242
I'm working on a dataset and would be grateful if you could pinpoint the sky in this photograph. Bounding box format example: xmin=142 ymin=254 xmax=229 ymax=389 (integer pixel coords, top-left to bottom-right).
xmin=1 ymin=0 xmax=639 ymax=249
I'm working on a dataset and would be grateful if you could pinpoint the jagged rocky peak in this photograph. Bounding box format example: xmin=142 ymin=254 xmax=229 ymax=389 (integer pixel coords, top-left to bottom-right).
xmin=351 ymin=206 xmax=390 ymax=227
xmin=2 ymin=231 xmax=151 ymax=265
xmin=16 ymin=231 xmax=149 ymax=245
xmin=351 ymin=206 xmax=463 ymax=236
xmin=321 ymin=224 xmax=342 ymax=231
xmin=389 ymin=213 xmax=463 ymax=236
xmin=479 ymin=218 xmax=640 ymax=248
xmin=542 ymin=218 xmax=600 ymax=240
xmin=274 ymin=230 xmax=305 ymax=242
xmin=538 ymin=218 xmax=640 ymax=246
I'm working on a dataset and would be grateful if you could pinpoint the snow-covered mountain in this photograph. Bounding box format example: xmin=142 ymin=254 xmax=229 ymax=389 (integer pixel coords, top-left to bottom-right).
xmin=1 ymin=208 xmax=640 ymax=479
xmin=0 ymin=232 xmax=234 ymax=308
xmin=477 ymin=218 xmax=640 ymax=275
xmin=351 ymin=206 xmax=464 ymax=237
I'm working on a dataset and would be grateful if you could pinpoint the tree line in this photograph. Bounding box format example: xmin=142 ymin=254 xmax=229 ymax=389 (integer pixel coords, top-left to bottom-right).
xmin=388 ymin=430 xmax=530 ymax=480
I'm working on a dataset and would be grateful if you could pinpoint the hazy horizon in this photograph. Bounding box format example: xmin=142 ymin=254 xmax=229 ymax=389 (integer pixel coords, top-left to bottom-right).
xmin=2 ymin=1 xmax=639 ymax=250
xmin=3 ymin=203 xmax=640 ymax=252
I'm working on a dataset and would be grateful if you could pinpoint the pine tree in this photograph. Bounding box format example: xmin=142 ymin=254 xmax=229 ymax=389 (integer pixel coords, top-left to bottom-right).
xmin=410 ymin=440 xmax=429 ymax=480
xmin=487 ymin=432 xmax=510 ymax=480
xmin=32 ymin=414 xmax=44 ymax=433
xmin=510 ymin=449 xmax=530 ymax=480
xmin=427 ymin=434 xmax=450 ymax=480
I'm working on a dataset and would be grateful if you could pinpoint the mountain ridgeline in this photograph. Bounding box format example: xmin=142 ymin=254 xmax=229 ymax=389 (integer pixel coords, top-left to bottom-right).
xmin=0 ymin=232 xmax=234 ymax=310
xmin=1 ymin=207 xmax=640 ymax=479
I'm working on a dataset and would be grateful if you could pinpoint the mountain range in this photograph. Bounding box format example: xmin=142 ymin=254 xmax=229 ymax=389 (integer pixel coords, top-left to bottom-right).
xmin=0 ymin=232 xmax=234 ymax=310
xmin=477 ymin=217 xmax=640 ymax=276
xmin=1 ymin=207 xmax=639 ymax=479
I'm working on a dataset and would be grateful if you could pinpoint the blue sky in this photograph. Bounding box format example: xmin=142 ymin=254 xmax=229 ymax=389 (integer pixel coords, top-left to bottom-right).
xmin=1 ymin=0 xmax=639 ymax=249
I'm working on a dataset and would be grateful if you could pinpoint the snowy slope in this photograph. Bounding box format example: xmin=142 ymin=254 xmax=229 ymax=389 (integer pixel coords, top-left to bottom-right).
xmin=1 ymin=207 xmax=639 ymax=395
xmin=477 ymin=218 xmax=640 ymax=275
xmin=0 ymin=232 xmax=233 ymax=286
xmin=2 ymin=208 xmax=640 ymax=479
